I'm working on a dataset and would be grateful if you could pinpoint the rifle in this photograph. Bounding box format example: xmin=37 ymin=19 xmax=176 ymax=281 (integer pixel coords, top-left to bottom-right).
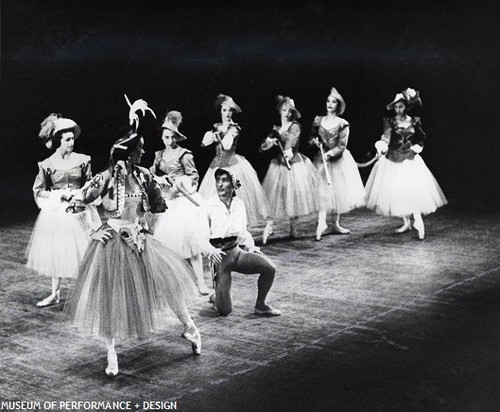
xmin=164 ymin=176 xmax=200 ymax=207
xmin=318 ymin=141 xmax=331 ymax=185
xmin=276 ymin=140 xmax=292 ymax=170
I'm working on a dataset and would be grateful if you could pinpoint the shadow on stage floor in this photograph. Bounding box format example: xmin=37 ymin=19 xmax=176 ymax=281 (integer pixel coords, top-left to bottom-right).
xmin=1 ymin=208 xmax=499 ymax=411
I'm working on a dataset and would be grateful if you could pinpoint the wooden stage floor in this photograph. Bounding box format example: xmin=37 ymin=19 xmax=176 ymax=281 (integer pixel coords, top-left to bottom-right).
xmin=1 ymin=208 xmax=499 ymax=411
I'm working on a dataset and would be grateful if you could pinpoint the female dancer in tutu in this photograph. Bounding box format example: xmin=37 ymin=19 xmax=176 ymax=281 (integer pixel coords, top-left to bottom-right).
xmin=365 ymin=88 xmax=447 ymax=239
xmin=309 ymin=88 xmax=366 ymax=240
xmin=150 ymin=110 xmax=211 ymax=295
xmin=198 ymin=94 xmax=271 ymax=230
xmin=27 ymin=114 xmax=99 ymax=307
xmin=260 ymin=96 xmax=320 ymax=243
xmin=65 ymin=111 xmax=201 ymax=377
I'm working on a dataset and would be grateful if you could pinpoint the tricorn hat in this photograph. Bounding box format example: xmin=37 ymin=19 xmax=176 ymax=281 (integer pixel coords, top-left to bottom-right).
xmin=328 ymin=87 xmax=346 ymax=115
xmin=214 ymin=94 xmax=242 ymax=113
xmin=386 ymin=87 xmax=422 ymax=111
xmin=161 ymin=110 xmax=187 ymax=141
xmin=276 ymin=95 xmax=301 ymax=119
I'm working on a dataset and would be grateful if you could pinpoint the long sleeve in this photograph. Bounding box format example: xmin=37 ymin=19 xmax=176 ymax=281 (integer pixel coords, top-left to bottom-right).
xmin=381 ymin=118 xmax=392 ymax=145
xmin=32 ymin=162 xmax=51 ymax=206
xmin=179 ymin=152 xmax=199 ymax=188
xmin=327 ymin=122 xmax=349 ymax=158
xmin=81 ymin=171 xmax=111 ymax=204
xmin=194 ymin=205 xmax=218 ymax=256
xmin=411 ymin=117 xmax=426 ymax=147
xmin=145 ymin=172 xmax=167 ymax=213
xmin=282 ymin=122 xmax=301 ymax=151
xmin=202 ymin=130 xmax=217 ymax=147
xmin=308 ymin=116 xmax=321 ymax=146
xmin=220 ymin=126 xmax=238 ymax=150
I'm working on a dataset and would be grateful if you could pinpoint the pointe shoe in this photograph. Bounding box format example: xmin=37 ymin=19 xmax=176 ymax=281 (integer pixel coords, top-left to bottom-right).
xmin=315 ymin=221 xmax=328 ymax=241
xmin=413 ymin=219 xmax=425 ymax=240
xmin=182 ymin=324 xmax=201 ymax=355
xmin=262 ymin=224 xmax=273 ymax=245
xmin=36 ymin=290 xmax=60 ymax=307
xmin=395 ymin=222 xmax=412 ymax=234
xmin=105 ymin=351 xmax=118 ymax=377
xmin=332 ymin=224 xmax=350 ymax=234
xmin=255 ymin=306 xmax=282 ymax=317
xmin=208 ymin=293 xmax=216 ymax=304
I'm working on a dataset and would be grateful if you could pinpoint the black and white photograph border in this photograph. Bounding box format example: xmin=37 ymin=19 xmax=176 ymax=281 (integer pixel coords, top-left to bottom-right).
xmin=1 ymin=1 xmax=500 ymax=411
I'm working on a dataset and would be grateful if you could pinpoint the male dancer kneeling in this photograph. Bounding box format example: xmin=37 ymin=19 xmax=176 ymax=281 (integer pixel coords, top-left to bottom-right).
xmin=199 ymin=168 xmax=281 ymax=317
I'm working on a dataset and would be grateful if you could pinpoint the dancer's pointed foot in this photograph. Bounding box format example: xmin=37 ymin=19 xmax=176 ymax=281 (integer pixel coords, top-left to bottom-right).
xmin=315 ymin=221 xmax=328 ymax=241
xmin=105 ymin=351 xmax=118 ymax=377
xmin=395 ymin=222 xmax=412 ymax=234
xmin=413 ymin=219 xmax=425 ymax=240
xmin=182 ymin=324 xmax=201 ymax=355
xmin=332 ymin=224 xmax=350 ymax=234
xmin=262 ymin=223 xmax=273 ymax=245
xmin=36 ymin=290 xmax=60 ymax=307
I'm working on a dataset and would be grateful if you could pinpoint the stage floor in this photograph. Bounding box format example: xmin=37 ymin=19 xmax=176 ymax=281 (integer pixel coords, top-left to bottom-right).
xmin=1 ymin=208 xmax=499 ymax=411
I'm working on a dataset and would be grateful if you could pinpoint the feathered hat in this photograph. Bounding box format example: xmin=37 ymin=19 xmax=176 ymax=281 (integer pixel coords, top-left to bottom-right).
xmin=38 ymin=113 xmax=81 ymax=149
xmin=161 ymin=110 xmax=187 ymax=141
xmin=124 ymin=94 xmax=156 ymax=131
xmin=386 ymin=87 xmax=422 ymax=111
xmin=328 ymin=87 xmax=346 ymax=115
xmin=214 ymin=94 xmax=242 ymax=113
xmin=276 ymin=95 xmax=301 ymax=119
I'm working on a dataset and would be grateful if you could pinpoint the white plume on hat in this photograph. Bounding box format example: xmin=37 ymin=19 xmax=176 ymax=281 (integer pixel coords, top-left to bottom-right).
xmin=39 ymin=113 xmax=81 ymax=149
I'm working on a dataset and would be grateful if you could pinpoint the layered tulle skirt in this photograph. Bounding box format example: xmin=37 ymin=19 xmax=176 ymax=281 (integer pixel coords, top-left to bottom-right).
xmin=365 ymin=155 xmax=448 ymax=217
xmin=262 ymin=154 xmax=320 ymax=220
xmin=199 ymin=154 xmax=270 ymax=226
xmin=314 ymin=149 xmax=366 ymax=214
xmin=153 ymin=192 xmax=205 ymax=259
xmin=65 ymin=226 xmax=197 ymax=340
xmin=26 ymin=201 xmax=94 ymax=278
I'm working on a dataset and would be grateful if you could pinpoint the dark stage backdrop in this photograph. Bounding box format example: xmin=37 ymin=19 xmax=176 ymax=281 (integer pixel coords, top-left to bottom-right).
xmin=1 ymin=0 xmax=499 ymax=223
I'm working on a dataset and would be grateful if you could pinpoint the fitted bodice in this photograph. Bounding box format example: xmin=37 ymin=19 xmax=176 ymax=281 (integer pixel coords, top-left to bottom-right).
xmin=315 ymin=123 xmax=349 ymax=150
xmin=383 ymin=117 xmax=426 ymax=162
xmin=155 ymin=147 xmax=190 ymax=179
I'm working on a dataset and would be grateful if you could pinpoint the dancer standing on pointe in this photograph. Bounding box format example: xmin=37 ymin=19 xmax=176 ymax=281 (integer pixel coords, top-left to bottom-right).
xmin=309 ymin=88 xmax=366 ymax=240
xmin=151 ymin=110 xmax=211 ymax=295
xmin=198 ymin=94 xmax=271 ymax=231
xmin=260 ymin=96 xmax=320 ymax=243
xmin=65 ymin=99 xmax=201 ymax=377
xmin=365 ymin=88 xmax=447 ymax=239
xmin=27 ymin=114 xmax=99 ymax=307
xmin=198 ymin=168 xmax=281 ymax=317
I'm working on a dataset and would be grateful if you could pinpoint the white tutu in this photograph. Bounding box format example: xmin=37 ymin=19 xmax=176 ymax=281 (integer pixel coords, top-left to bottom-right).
xmin=262 ymin=154 xmax=320 ymax=220
xmin=314 ymin=149 xmax=366 ymax=214
xmin=199 ymin=154 xmax=270 ymax=226
xmin=153 ymin=192 xmax=205 ymax=259
xmin=65 ymin=230 xmax=197 ymax=340
xmin=365 ymin=155 xmax=448 ymax=217
xmin=26 ymin=203 xmax=92 ymax=278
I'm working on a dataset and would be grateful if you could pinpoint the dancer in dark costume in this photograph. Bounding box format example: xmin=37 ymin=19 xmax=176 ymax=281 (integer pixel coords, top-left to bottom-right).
xmin=365 ymin=88 xmax=447 ymax=239
xmin=66 ymin=100 xmax=201 ymax=377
